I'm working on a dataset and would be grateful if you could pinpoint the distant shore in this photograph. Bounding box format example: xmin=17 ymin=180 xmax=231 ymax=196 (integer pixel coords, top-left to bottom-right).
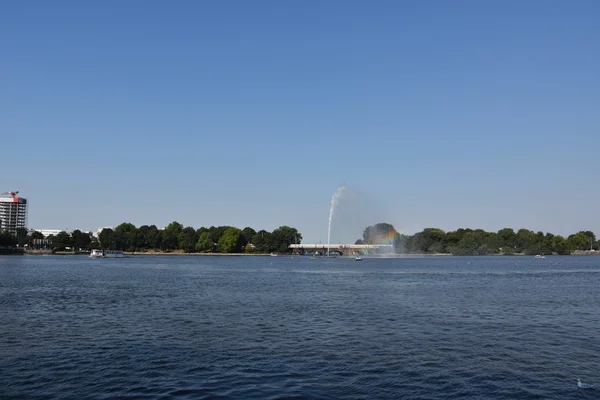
xmin=125 ymin=251 xmax=267 ymax=256
xmin=21 ymin=250 xmax=600 ymax=257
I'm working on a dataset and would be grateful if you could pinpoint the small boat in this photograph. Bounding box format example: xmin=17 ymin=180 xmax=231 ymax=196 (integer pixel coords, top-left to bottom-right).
xmin=89 ymin=249 xmax=104 ymax=258
xmin=535 ymin=254 xmax=545 ymax=259
xmin=89 ymin=249 xmax=125 ymax=258
xmin=355 ymin=256 xmax=363 ymax=261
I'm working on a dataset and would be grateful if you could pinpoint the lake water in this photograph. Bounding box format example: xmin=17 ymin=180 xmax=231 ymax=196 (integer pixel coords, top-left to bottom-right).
xmin=1 ymin=255 xmax=599 ymax=399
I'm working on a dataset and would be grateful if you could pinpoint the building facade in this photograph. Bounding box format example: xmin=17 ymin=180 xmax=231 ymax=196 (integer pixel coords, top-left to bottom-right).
xmin=0 ymin=196 xmax=28 ymax=235
xmin=29 ymin=229 xmax=64 ymax=238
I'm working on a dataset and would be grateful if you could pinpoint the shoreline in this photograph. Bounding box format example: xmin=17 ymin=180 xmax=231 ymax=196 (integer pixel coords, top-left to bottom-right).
xmin=125 ymin=251 xmax=268 ymax=256
xmin=21 ymin=250 xmax=600 ymax=257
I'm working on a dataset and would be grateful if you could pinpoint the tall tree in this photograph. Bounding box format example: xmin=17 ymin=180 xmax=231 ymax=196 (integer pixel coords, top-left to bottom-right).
xmin=146 ymin=225 xmax=162 ymax=250
xmin=568 ymin=232 xmax=591 ymax=251
xmin=115 ymin=223 xmax=138 ymax=251
xmin=135 ymin=225 xmax=151 ymax=250
xmin=241 ymin=227 xmax=257 ymax=244
xmin=180 ymin=226 xmax=198 ymax=252
xmin=53 ymin=231 xmax=73 ymax=251
xmin=89 ymin=236 xmax=100 ymax=250
xmin=552 ymin=235 xmax=570 ymax=255
xmin=251 ymin=230 xmax=271 ymax=253
xmin=0 ymin=231 xmax=17 ymax=247
xmin=413 ymin=228 xmax=445 ymax=253
xmin=218 ymin=227 xmax=245 ymax=253
xmin=71 ymin=229 xmax=91 ymax=250
xmin=29 ymin=231 xmax=44 ymax=240
xmin=195 ymin=232 xmax=214 ymax=252
xmin=98 ymin=228 xmax=115 ymax=250
xmin=162 ymin=221 xmax=183 ymax=250
xmin=515 ymin=229 xmax=535 ymax=253
xmin=208 ymin=226 xmax=234 ymax=244
xmin=271 ymin=226 xmax=302 ymax=252
xmin=497 ymin=228 xmax=517 ymax=252
xmin=16 ymin=228 xmax=29 ymax=247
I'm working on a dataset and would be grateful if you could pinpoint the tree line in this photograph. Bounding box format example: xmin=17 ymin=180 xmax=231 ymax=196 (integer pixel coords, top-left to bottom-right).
xmin=23 ymin=222 xmax=302 ymax=254
xmin=3 ymin=222 xmax=598 ymax=256
xmin=357 ymin=223 xmax=599 ymax=255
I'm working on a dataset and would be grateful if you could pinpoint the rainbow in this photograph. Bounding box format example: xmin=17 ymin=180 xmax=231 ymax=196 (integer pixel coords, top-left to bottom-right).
xmin=373 ymin=230 xmax=400 ymax=245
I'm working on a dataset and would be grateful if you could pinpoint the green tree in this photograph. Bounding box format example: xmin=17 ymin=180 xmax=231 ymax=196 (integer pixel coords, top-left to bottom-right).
xmin=451 ymin=231 xmax=479 ymax=255
xmin=89 ymin=236 xmax=100 ymax=249
xmin=568 ymin=232 xmax=591 ymax=251
xmin=251 ymin=230 xmax=271 ymax=253
xmin=98 ymin=228 xmax=115 ymax=250
xmin=552 ymin=235 xmax=570 ymax=255
xmin=515 ymin=229 xmax=535 ymax=253
xmin=581 ymin=231 xmax=596 ymax=242
xmin=71 ymin=229 xmax=91 ymax=250
xmin=15 ymin=228 xmax=29 ymax=247
xmin=115 ymin=223 xmax=138 ymax=251
xmin=180 ymin=226 xmax=198 ymax=252
xmin=497 ymin=228 xmax=516 ymax=253
xmin=271 ymin=226 xmax=302 ymax=252
xmin=208 ymin=226 xmax=234 ymax=244
xmin=162 ymin=221 xmax=183 ymax=250
xmin=195 ymin=232 xmax=214 ymax=252
xmin=135 ymin=225 xmax=151 ymax=250
xmin=146 ymin=225 xmax=162 ymax=250
xmin=29 ymin=231 xmax=44 ymax=240
xmin=485 ymin=232 xmax=501 ymax=254
xmin=523 ymin=231 xmax=552 ymax=255
xmin=196 ymin=227 xmax=209 ymax=239
xmin=218 ymin=227 xmax=245 ymax=253
xmin=413 ymin=228 xmax=445 ymax=253
xmin=0 ymin=231 xmax=17 ymax=247
xmin=53 ymin=231 xmax=73 ymax=251
xmin=241 ymin=227 xmax=256 ymax=244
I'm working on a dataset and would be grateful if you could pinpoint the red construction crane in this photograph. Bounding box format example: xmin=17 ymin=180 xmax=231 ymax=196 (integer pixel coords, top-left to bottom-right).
xmin=0 ymin=191 xmax=19 ymax=198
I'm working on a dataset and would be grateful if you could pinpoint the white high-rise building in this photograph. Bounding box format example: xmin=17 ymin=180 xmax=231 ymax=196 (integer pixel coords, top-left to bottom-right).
xmin=0 ymin=191 xmax=27 ymax=235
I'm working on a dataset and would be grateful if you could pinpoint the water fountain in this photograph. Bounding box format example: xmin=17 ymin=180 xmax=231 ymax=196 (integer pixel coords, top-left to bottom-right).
xmin=327 ymin=185 xmax=349 ymax=256
xmin=325 ymin=184 xmax=399 ymax=257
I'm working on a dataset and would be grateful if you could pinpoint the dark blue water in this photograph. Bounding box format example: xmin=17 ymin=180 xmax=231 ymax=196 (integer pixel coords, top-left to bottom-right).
xmin=1 ymin=255 xmax=599 ymax=399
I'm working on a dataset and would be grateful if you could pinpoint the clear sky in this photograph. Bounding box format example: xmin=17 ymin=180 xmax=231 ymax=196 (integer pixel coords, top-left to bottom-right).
xmin=1 ymin=0 xmax=599 ymax=243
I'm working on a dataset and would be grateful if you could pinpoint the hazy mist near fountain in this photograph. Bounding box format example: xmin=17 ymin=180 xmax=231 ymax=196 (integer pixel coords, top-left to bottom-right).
xmin=326 ymin=185 xmax=396 ymax=247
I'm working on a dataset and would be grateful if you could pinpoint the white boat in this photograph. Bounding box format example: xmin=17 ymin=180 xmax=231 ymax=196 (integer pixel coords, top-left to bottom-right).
xmin=355 ymin=256 xmax=363 ymax=261
xmin=535 ymin=254 xmax=545 ymax=259
xmin=89 ymin=249 xmax=125 ymax=258
xmin=89 ymin=249 xmax=104 ymax=258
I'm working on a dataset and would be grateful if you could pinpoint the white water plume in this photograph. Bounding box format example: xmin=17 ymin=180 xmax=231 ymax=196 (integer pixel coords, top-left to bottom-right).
xmin=327 ymin=185 xmax=349 ymax=255
xmin=325 ymin=184 xmax=398 ymax=255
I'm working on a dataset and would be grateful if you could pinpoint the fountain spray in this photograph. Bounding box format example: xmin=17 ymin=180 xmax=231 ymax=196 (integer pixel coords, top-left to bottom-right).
xmin=327 ymin=185 xmax=348 ymax=256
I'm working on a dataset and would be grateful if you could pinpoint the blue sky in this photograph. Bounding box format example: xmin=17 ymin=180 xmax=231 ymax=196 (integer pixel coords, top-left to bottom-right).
xmin=1 ymin=0 xmax=599 ymax=243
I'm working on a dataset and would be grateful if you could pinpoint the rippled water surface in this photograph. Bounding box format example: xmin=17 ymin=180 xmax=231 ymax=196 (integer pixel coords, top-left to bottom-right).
xmin=1 ymin=255 xmax=600 ymax=399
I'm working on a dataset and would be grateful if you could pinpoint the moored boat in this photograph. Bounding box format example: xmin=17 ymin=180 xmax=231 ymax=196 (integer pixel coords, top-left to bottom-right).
xmin=89 ymin=249 xmax=125 ymax=258
xmin=89 ymin=249 xmax=104 ymax=258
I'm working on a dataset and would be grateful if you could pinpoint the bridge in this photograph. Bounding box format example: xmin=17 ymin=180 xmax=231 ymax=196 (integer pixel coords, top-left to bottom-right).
xmin=288 ymin=244 xmax=394 ymax=255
